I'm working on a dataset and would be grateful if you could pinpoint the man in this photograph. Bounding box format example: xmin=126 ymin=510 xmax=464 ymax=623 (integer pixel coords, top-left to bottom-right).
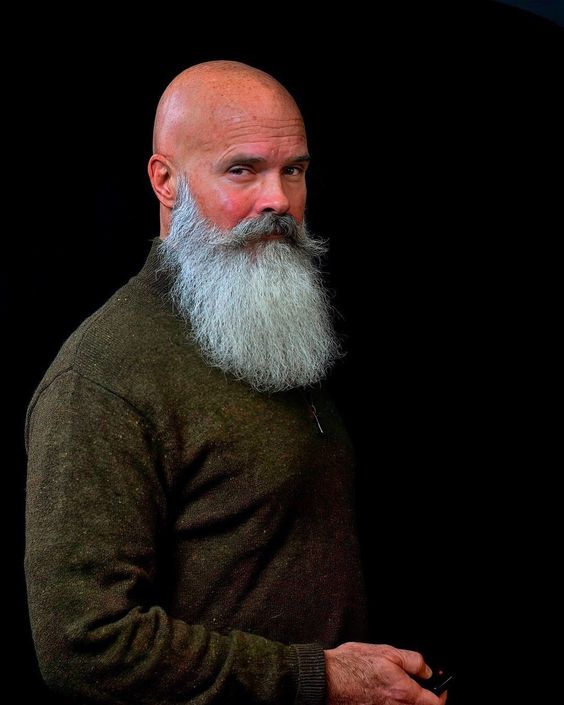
xmin=25 ymin=61 xmax=447 ymax=705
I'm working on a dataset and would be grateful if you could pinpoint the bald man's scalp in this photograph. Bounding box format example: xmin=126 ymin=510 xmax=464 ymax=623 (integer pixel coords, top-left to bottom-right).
xmin=152 ymin=61 xmax=302 ymax=158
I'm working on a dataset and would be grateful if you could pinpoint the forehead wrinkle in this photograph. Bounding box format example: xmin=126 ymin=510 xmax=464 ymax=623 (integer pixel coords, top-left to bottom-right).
xmin=214 ymin=114 xmax=304 ymax=135
xmin=221 ymin=113 xmax=304 ymax=125
xmin=223 ymin=126 xmax=305 ymax=144
xmin=195 ymin=124 xmax=307 ymax=159
xmin=216 ymin=135 xmax=307 ymax=161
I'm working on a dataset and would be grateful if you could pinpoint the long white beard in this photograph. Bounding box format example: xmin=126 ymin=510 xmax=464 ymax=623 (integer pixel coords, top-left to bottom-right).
xmin=158 ymin=178 xmax=342 ymax=392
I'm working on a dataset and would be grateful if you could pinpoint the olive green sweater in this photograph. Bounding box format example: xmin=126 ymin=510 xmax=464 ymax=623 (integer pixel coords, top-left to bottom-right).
xmin=25 ymin=238 xmax=368 ymax=705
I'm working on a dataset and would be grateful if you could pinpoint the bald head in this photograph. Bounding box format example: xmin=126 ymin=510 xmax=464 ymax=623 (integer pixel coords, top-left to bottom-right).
xmin=153 ymin=61 xmax=302 ymax=157
xmin=148 ymin=61 xmax=309 ymax=237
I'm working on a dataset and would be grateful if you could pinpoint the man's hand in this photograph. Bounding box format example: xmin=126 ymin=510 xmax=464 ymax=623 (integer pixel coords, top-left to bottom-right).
xmin=324 ymin=642 xmax=448 ymax=705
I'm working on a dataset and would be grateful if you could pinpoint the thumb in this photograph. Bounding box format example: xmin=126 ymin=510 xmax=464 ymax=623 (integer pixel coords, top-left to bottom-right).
xmin=394 ymin=648 xmax=432 ymax=679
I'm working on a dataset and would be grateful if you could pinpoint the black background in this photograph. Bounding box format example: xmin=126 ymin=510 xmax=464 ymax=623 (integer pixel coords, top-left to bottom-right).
xmin=6 ymin=2 xmax=562 ymax=703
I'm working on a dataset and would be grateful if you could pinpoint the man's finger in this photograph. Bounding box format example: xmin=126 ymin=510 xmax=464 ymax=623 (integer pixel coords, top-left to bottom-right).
xmin=394 ymin=648 xmax=432 ymax=678
xmin=417 ymin=686 xmax=445 ymax=705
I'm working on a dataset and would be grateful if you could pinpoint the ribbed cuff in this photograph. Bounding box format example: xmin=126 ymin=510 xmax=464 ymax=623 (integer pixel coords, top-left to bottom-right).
xmin=291 ymin=643 xmax=326 ymax=705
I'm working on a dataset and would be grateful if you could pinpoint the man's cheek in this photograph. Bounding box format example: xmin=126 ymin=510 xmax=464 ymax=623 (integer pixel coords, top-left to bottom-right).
xmin=207 ymin=189 xmax=251 ymax=229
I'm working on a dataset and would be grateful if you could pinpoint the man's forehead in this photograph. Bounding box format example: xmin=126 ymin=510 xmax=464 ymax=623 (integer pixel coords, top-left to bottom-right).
xmin=186 ymin=111 xmax=307 ymax=161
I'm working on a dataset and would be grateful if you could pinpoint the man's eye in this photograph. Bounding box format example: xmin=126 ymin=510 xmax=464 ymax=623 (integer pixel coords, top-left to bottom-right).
xmin=283 ymin=166 xmax=303 ymax=176
xmin=228 ymin=167 xmax=252 ymax=176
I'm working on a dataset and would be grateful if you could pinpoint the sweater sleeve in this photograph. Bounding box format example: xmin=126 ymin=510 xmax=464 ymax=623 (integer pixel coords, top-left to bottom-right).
xmin=24 ymin=370 xmax=326 ymax=705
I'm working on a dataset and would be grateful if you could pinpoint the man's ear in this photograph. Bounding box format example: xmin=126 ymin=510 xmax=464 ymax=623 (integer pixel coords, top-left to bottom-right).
xmin=148 ymin=155 xmax=177 ymax=208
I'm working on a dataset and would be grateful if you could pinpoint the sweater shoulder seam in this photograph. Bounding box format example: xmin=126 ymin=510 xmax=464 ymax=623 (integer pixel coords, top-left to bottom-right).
xmin=25 ymin=367 xmax=156 ymax=450
xmin=71 ymin=289 xmax=126 ymax=364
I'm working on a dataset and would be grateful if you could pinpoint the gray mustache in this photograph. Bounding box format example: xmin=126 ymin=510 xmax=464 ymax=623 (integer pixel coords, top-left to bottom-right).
xmin=224 ymin=213 xmax=302 ymax=248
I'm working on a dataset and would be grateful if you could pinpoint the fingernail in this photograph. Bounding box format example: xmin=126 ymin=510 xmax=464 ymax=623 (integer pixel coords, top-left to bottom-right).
xmin=425 ymin=665 xmax=433 ymax=678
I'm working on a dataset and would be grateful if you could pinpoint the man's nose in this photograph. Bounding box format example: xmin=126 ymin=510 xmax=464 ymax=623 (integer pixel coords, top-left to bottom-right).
xmin=255 ymin=174 xmax=290 ymax=215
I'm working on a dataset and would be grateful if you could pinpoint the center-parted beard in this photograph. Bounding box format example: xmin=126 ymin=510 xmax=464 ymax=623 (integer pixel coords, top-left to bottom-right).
xmin=158 ymin=178 xmax=342 ymax=392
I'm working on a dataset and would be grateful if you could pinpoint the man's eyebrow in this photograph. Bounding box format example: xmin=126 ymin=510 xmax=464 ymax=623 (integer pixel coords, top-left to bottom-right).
xmin=222 ymin=154 xmax=311 ymax=168
xmin=288 ymin=154 xmax=311 ymax=164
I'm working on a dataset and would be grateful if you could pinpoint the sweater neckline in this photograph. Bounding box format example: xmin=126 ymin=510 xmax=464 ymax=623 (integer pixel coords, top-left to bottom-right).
xmin=132 ymin=237 xmax=173 ymax=298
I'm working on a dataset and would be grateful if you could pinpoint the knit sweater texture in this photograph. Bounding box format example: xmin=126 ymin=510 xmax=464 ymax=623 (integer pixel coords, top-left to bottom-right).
xmin=25 ymin=238 xmax=368 ymax=704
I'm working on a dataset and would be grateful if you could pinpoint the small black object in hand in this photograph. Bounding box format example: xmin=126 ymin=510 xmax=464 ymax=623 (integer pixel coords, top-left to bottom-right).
xmin=420 ymin=668 xmax=455 ymax=695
